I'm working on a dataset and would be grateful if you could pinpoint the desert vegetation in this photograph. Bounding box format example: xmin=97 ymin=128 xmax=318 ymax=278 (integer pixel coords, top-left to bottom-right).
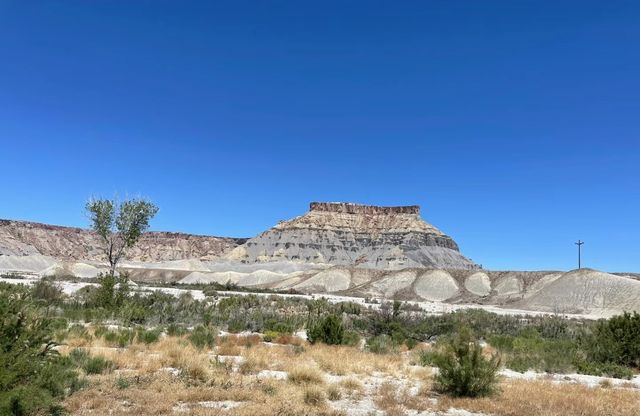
xmin=1 ymin=278 xmax=639 ymax=415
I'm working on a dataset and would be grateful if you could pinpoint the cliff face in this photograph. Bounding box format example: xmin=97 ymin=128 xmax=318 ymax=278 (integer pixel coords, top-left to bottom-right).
xmin=229 ymin=202 xmax=476 ymax=270
xmin=0 ymin=219 xmax=244 ymax=262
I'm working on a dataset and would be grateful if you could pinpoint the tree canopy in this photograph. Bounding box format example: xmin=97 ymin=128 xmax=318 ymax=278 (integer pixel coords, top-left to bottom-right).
xmin=86 ymin=197 xmax=158 ymax=274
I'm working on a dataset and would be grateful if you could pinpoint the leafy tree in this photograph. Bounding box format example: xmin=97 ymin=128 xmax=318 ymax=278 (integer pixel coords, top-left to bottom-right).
xmin=0 ymin=283 xmax=80 ymax=415
xmin=86 ymin=197 xmax=158 ymax=274
xmin=433 ymin=325 xmax=501 ymax=397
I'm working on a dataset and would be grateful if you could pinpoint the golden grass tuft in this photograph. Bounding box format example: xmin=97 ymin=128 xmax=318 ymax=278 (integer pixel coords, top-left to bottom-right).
xmin=339 ymin=377 xmax=363 ymax=393
xmin=303 ymin=386 xmax=326 ymax=406
xmin=287 ymin=367 xmax=325 ymax=385
xmin=326 ymin=384 xmax=342 ymax=401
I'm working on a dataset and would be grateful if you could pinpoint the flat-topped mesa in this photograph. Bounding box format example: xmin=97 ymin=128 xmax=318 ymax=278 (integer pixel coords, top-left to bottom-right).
xmin=309 ymin=202 xmax=420 ymax=215
xmin=230 ymin=201 xmax=477 ymax=270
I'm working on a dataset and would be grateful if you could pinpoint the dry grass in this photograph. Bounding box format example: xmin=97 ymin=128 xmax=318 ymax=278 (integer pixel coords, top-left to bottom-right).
xmin=306 ymin=344 xmax=405 ymax=375
xmin=436 ymin=379 xmax=640 ymax=416
xmin=339 ymin=377 xmax=363 ymax=393
xmin=288 ymin=367 xmax=325 ymax=385
xmin=273 ymin=334 xmax=305 ymax=346
xmin=373 ymin=381 xmax=431 ymax=416
xmin=60 ymin=326 xmax=640 ymax=416
xmin=219 ymin=334 xmax=262 ymax=347
xmin=303 ymin=386 xmax=326 ymax=406
xmin=326 ymin=384 xmax=342 ymax=401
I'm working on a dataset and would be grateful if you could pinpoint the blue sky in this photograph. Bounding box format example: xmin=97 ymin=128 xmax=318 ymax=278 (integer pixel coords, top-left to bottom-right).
xmin=1 ymin=1 xmax=639 ymax=271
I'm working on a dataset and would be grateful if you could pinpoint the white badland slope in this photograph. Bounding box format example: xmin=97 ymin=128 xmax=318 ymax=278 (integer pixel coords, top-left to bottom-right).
xmin=516 ymin=268 xmax=640 ymax=316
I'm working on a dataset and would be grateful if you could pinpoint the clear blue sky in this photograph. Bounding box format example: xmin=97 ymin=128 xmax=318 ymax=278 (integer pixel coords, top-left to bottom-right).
xmin=1 ymin=1 xmax=639 ymax=271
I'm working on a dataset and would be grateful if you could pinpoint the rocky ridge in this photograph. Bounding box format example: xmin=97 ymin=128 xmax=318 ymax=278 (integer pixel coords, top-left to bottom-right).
xmin=0 ymin=219 xmax=245 ymax=262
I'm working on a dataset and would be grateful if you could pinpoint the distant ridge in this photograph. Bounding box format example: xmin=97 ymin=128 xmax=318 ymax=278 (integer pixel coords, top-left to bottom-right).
xmin=0 ymin=219 xmax=246 ymax=261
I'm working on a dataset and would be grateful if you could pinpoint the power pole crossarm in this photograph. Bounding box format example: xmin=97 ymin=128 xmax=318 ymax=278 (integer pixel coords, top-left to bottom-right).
xmin=575 ymin=240 xmax=584 ymax=269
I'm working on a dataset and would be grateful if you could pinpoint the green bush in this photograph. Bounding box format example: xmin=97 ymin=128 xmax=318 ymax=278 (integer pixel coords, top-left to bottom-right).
xmin=115 ymin=376 xmax=131 ymax=389
xmin=102 ymin=328 xmax=135 ymax=348
xmin=342 ymin=330 xmax=361 ymax=347
xmin=573 ymin=359 xmax=634 ymax=379
xmin=489 ymin=329 xmax=576 ymax=373
xmin=582 ymin=312 xmax=640 ymax=368
xmin=433 ymin=327 xmax=500 ymax=397
xmin=367 ymin=334 xmax=394 ymax=354
xmin=31 ymin=279 xmax=65 ymax=304
xmin=263 ymin=330 xmax=279 ymax=342
xmin=0 ymin=283 xmax=81 ymax=415
xmin=136 ymin=327 xmax=162 ymax=344
xmin=91 ymin=272 xmax=130 ymax=309
xmin=416 ymin=348 xmax=439 ymax=366
xmin=166 ymin=323 xmax=187 ymax=337
xmin=307 ymin=315 xmax=344 ymax=345
xmin=67 ymin=324 xmax=93 ymax=342
xmin=188 ymin=325 xmax=216 ymax=350
xmin=83 ymin=356 xmax=114 ymax=375
xmin=68 ymin=348 xmax=90 ymax=368
xmin=403 ymin=338 xmax=417 ymax=350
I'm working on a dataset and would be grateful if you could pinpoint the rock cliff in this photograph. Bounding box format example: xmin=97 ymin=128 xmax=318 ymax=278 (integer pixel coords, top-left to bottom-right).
xmin=228 ymin=202 xmax=476 ymax=269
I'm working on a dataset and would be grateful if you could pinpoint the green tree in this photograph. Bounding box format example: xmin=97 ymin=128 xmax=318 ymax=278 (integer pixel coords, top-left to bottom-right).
xmin=433 ymin=326 xmax=501 ymax=397
xmin=86 ymin=197 xmax=158 ymax=274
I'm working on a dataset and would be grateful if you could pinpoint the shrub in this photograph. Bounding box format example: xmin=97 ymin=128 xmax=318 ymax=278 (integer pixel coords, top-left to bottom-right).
xmin=91 ymin=272 xmax=130 ymax=309
xmin=262 ymin=330 xmax=279 ymax=342
xmin=102 ymin=328 xmax=135 ymax=348
xmin=0 ymin=283 xmax=80 ymax=415
xmin=115 ymin=376 xmax=131 ymax=389
xmin=307 ymin=315 xmax=344 ymax=345
xmin=573 ymin=359 xmax=634 ymax=380
xmin=31 ymin=279 xmax=65 ymax=304
xmin=166 ymin=324 xmax=187 ymax=337
xmin=583 ymin=312 xmax=640 ymax=368
xmin=489 ymin=330 xmax=576 ymax=373
xmin=433 ymin=326 xmax=501 ymax=397
xmin=188 ymin=325 xmax=216 ymax=350
xmin=416 ymin=348 xmax=439 ymax=366
xmin=83 ymin=356 xmax=114 ymax=375
xmin=405 ymin=338 xmax=418 ymax=350
xmin=136 ymin=327 xmax=162 ymax=344
xmin=342 ymin=330 xmax=361 ymax=347
xmin=67 ymin=324 xmax=93 ymax=342
xmin=367 ymin=334 xmax=394 ymax=354
xmin=68 ymin=348 xmax=90 ymax=368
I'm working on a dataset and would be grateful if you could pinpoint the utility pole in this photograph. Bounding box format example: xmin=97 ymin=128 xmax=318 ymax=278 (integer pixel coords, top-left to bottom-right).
xmin=575 ymin=240 xmax=584 ymax=269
